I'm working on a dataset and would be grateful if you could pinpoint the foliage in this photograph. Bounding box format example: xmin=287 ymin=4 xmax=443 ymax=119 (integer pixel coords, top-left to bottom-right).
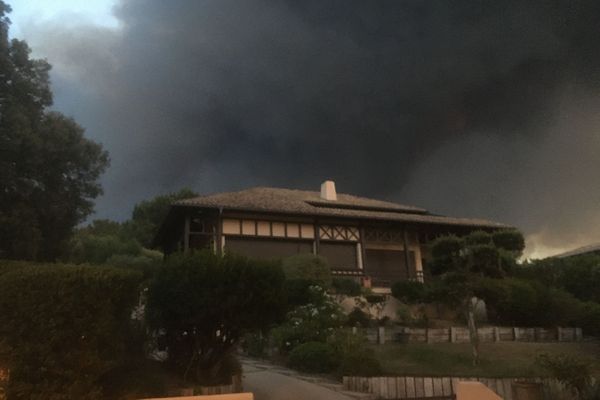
xmin=339 ymin=350 xmax=383 ymax=377
xmin=271 ymin=285 xmax=345 ymax=353
xmin=517 ymin=254 xmax=600 ymax=304
xmin=287 ymin=342 xmax=338 ymax=373
xmin=68 ymin=230 xmax=142 ymax=265
xmin=145 ymin=251 xmax=286 ymax=384
xmin=346 ymin=307 xmax=372 ymax=328
xmin=478 ymin=277 xmax=600 ymax=335
xmin=0 ymin=4 xmax=109 ymax=261
xmin=129 ymin=188 xmax=197 ymax=247
xmin=424 ymin=230 xmax=525 ymax=365
xmin=331 ymin=278 xmax=362 ymax=297
xmin=395 ymin=303 xmax=429 ymax=328
xmin=391 ymin=280 xmax=426 ymax=304
xmin=242 ymin=332 xmax=269 ymax=358
xmin=464 ymin=230 xmax=492 ymax=246
xmin=536 ymin=353 xmax=600 ymax=399
xmin=282 ymin=254 xmax=332 ymax=288
xmin=281 ymin=254 xmax=332 ymax=307
xmin=491 ymin=229 xmax=526 ymax=255
xmin=283 ymin=278 xmax=317 ymax=307
xmin=0 ymin=262 xmax=142 ymax=399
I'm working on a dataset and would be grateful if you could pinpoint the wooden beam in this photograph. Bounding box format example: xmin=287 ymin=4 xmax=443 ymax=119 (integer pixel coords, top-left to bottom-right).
xmin=217 ymin=210 xmax=223 ymax=255
xmin=314 ymin=219 xmax=320 ymax=255
xmin=403 ymin=226 xmax=411 ymax=279
xmin=183 ymin=214 xmax=190 ymax=254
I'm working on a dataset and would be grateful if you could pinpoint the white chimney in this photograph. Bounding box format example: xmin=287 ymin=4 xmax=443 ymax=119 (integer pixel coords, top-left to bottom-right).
xmin=320 ymin=180 xmax=337 ymax=201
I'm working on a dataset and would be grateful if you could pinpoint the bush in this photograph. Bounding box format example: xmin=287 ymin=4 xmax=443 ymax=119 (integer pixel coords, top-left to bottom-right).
xmin=332 ymin=278 xmax=362 ymax=296
xmin=287 ymin=342 xmax=338 ymax=373
xmin=146 ymin=251 xmax=286 ymax=384
xmin=478 ymin=278 xmax=599 ymax=334
xmin=536 ymin=353 xmax=597 ymax=397
xmin=346 ymin=307 xmax=371 ymax=327
xmin=282 ymin=254 xmax=332 ymax=288
xmin=491 ymin=229 xmax=525 ymax=254
xmin=271 ymin=286 xmax=345 ymax=353
xmin=242 ymin=332 xmax=269 ymax=357
xmin=0 ymin=262 xmax=142 ymax=399
xmin=339 ymin=350 xmax=382 ymax=377
xmin=283 ymin=278 xmax=316 ymax=307
xmin=391 ymin=280 xmax=426 ymax=304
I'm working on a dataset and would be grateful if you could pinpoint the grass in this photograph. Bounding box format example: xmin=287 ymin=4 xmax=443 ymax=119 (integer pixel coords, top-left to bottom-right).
xmin=372 ymin=341 xmax=600 ymax=378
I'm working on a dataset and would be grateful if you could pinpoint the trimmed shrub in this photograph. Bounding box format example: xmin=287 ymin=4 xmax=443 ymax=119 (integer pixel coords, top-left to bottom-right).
xmin=332 ymin=278 xmax=362 ymax=296
xmin=288 ymin=342 xmax=338 ymax=373
xmin=283 ymin=278 xmax=315 ymax=307
xmin=282 ymin=254 xmax=332 ymax=288
xmin=464 ymin=230 xmax=492 ymax=246
xmin=478 ymin=278 xmax=600 ymax=334
xmin=146 ymin=251 xmax=286 ymax=384
xmin=391 ymin=280 xmax=426 ymax=304
xmin=339 ymin=350 xmax=382 ymax=377
xmin=491 ymin=229 xmax=525 ymax=254
xmin=0 ymin=262 xmax=142 ymax=399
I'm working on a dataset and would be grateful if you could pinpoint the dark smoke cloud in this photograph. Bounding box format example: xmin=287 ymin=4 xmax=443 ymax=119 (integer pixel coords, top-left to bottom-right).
xmin=18 ymin=0 xmax=600 ymax=257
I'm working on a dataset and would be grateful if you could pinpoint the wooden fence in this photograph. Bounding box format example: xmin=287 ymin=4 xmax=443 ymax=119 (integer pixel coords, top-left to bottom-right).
xmin=364 ymin=326 xmax=583 ymax=344
xmin=343 ymin=376 xmax=573 ymax=400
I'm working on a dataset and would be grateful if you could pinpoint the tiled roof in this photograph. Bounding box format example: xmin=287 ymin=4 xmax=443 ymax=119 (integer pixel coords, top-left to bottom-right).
xmin=174 ymin=187 xmax=508 ymax=229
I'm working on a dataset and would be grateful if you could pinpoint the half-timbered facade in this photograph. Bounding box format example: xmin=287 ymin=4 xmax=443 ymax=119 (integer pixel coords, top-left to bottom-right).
xmin=154 ymin=181 xmax=509 ymax=290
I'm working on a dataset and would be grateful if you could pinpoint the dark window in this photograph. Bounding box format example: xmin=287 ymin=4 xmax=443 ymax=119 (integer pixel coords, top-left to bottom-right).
xmin=365 ymin=249 xmax=416 ymax=287
xmin=225 ymin=237 xmax=312 ymax=260
xmin=318 ymin=242 xmax=357 ymax=270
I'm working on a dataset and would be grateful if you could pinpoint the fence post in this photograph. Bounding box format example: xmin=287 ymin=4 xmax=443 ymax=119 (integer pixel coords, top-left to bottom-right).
xmin=378 ymin=326 xmax=386 ymax=345
xmin=575 ymin=328 xmax=582 ymax=341
xmin=450 ymin=327 xmax=457 ymax=343
xmin=493 ymin=326 xmax=500 ymax=342
xmin=513 ymin=327 xmax=519 ymax=341
xmin=352 ymin=326 xmax=358 ymax=335
xmin=556 ymin=327 xmax=563 ymax=342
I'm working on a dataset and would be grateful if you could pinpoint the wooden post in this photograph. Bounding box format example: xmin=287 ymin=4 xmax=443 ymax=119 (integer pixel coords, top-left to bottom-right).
xmin=216 ymin=210 xmax=223 ymax=255
xmin=493 ymin=326 xmax=500 ymax=342
xmin=557 ymin=327 xmax=563 ymax=342
xmin=513 ymin=327 xmax=519 ymax=341
xmin=314 ymin=219 xmax=320 ymax=255
xmin=403 ymin=227 xmax=411 ymax=279
xmin=575 ymin=327 xmax=583 ymax=341
xmin=378 ymin=326 xmax=386 ymax=345
xmin=183 ymin=214 xmax=190 ymax=254
xmin=450 ymin=327 xmax=457 ymax=343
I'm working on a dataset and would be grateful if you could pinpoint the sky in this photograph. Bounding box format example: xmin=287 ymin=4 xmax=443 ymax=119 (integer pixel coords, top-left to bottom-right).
xmin=6 ymin=0 xmax=600 ymax=259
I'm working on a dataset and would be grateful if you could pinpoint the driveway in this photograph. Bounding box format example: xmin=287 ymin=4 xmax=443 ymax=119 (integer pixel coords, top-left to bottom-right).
xmin=241 ymin=358 xmax=371 ymax=400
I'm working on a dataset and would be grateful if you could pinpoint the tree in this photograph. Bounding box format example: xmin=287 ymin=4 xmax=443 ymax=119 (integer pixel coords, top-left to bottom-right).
xmin=0 ymin=3 xmax=109 ymax=261
xmin=145 ymin=251 xmax=286 ymax=384
xmin=424 ymin=229 xmax=524 ymax=365
xmin=128 ymin=188 xmax=197 ymax=247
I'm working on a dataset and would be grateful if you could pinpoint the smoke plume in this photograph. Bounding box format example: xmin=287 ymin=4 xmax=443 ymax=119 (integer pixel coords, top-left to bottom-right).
xmin=18 ymin=0 xmax=600 ymax=257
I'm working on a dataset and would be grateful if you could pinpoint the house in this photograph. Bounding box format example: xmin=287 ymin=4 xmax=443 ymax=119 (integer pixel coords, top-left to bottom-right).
xmin=153 ymin=181 xmax=509 ymax=290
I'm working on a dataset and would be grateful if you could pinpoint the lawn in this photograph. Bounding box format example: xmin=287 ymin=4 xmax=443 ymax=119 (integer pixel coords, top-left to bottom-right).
xmin=372 ymin=341 xmax=600 ymax=378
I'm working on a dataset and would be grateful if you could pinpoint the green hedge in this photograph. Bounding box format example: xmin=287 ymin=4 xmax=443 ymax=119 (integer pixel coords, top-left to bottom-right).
xmin=288 ymin=342 xmax=338 ymax=373
xmin=0 ymin=261 xmax=142 ymax=399
xmin=478 ymin=278 xmax=600 ymax=335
